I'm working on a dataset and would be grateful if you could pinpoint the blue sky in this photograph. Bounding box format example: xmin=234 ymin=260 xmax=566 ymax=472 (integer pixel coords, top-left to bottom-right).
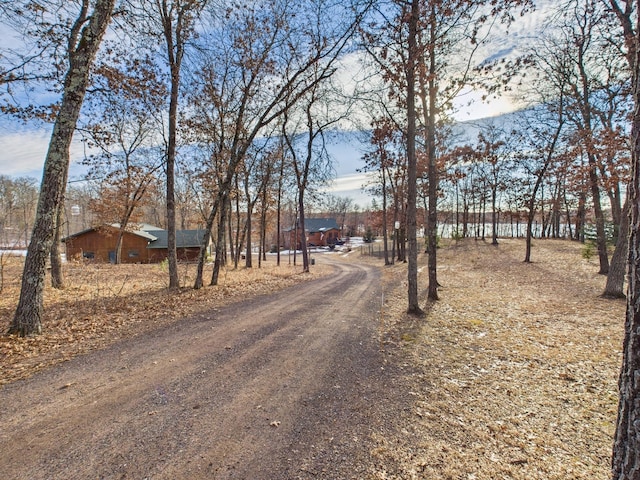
xmin=0 ymin=0 xmax=551 ymax=207
xmin=0 ymin=89 xmax=521 ymax=211
xmin=0 ymin=118 xmax=89 ymax=181
xmin=0 ymin=120 xmax=52 ymax=178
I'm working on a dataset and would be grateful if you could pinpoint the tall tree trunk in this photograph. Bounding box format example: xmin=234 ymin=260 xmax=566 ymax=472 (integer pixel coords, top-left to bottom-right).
xmin=244 ymin=174 xmax=255 ymax=268
xmin=276 ymin=157 xmax=284 ymax=267
xmin=157 ymin=0 xmax=203 ymax=289
xmin=392 ymin=206 xmax=397 ymax=264
xmin=588 ymin=153 xmax=610 ymax=274
xmin=194 ymin=155 xmax=239 ymax=288
xmin=425 ymin=3 xmax=439 ymax=301
xmin=481 ymin=193 xmax=487 ymax=241
xmin=194 ymin=197 xmax=219 ymax=289
xmin=50 ymin=198 xmax=65 ymax=289
xmin=612 ymin=181 xmax=623 ymax=241
xmin=298 ymin=192 xmax=309 ymax=273
xmin=211 ymin=196 xmax=228 ymax=286
xmin=259 ymin=192 xmax=268 ymax=267
xmin=576 ymin=33 xmax=609 ymax=273
xmin=9 ymin=0 xmax=115 ymax=336
xmin=525 ymin=100 xmax=564 ymax=262
xmin=382 ymin=168 xmax=391 ymax=265
xmin=245 ymin=209 xmax=253 ymax=268
xmin=397 ymin=224 xmax=406 ymax=262
xmin=166 ymin=65 xmax=180 ymax=288
xmin=405 ymin=0 xmax=421 ymax=313
xmin=455 ymin=180 xmax=460 ymax=237
xmin=610 ymin=1 xmax=640 ymax=476
xmin=115 ymin=228 xmax=125 ymax=265
xmin=563 ymin=189 xmax=574 ymax=240
xmin=601 ymin=156 xmax=623 ymax=241
xmin=415 ymin=2 xmax=438 ymax=296
xmin=462 ymin=199 xmax=469 ymax=238
xmin=576 ymin=190 xmax=586 ymax=242
xmin=491 ymin=187 xmax=499 ymax=245
xmin=614 ymin=108 xmax=640 ymax=479
xmin=525 ymin=177 xmax=547 ymax=262
xmin=604 ymin=199 xmax=629 ymax=299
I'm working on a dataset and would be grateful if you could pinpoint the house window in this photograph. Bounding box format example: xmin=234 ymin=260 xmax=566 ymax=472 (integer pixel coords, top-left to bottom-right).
xmin=128 ymin=250 xmax=140 ymax=258
xmin=83 ymin=251 xmax=95 ymax=259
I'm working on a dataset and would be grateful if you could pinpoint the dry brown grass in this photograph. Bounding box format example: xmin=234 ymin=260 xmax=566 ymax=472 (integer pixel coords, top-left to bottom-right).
xmin=0 ymin=239 xmax=625 ymax=478
xmin=373 ymin=238 xmax=623 ymax=479
xmin=0 ymin=255 xmax=329 ymax=386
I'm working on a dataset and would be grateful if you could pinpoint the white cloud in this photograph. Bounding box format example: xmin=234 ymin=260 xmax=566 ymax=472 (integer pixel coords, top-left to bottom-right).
xmin=323 ymin=172 xmax=377 ymax=207
xmin=0 ymin=128 xmax=51 ymax=177
xmin=327 ymin=172 xmax=371 ymax=192
xmin=452 ymin=87 xmax=520 ymax=122
xmin=0 ymin=123 xmax=89 ymax=180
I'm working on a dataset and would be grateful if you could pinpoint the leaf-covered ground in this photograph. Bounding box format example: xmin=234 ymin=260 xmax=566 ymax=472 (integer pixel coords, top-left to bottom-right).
xmin=0 ymin=257 xmax=330 ymax=386
xmin=0 ymin=239 xmax=624 ymax=478
xmin=373 ymin=238 xmax=624 ymax=479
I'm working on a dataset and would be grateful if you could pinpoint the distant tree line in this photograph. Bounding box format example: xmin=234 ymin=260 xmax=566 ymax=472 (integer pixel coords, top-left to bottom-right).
xmin=0 ymin=0 xmax=631 ymax=322
xmin=5 ymin=0 xmax=640 ymax=476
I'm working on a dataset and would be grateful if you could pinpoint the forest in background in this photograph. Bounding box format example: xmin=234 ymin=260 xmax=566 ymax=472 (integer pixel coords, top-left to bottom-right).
xmin=4 ymin=0 xmax=640 ymax=475
xmin=0 ymin=0 xmax=627 ymax=293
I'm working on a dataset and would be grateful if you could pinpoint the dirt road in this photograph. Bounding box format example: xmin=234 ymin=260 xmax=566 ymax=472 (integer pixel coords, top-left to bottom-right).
xmin=0 ymin=257 xmax=410 ymax=479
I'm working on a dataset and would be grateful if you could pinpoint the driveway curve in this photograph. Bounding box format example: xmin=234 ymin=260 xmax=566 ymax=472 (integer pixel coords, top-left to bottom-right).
xmin=0 ymin=257 xmax=410 ymax=479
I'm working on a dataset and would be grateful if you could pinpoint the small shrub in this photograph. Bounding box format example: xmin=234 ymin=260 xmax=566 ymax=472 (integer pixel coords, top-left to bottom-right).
xmin=451 ymin=230 xmax=464 ymax=241
xmin=423 ymin=234 xmax=442 ymax=251
xmin=582 ymin=241 xmax=595 ymax=260
xmin=158 ymin=258 xmax=169 ymax=272
xmin=363 ymin=227 xmax=375 ymax=243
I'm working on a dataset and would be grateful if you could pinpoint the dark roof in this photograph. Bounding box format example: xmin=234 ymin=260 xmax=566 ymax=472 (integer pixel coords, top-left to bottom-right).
xmin=63 ymin=224 xmax=159 ymax=242
xmin=145 ymin=229 xmax=207 ymax=249
xmin=63 ymin=224 xmax=208 ymax=249
xmin=302 ymin=218 xmax=339 ymax=233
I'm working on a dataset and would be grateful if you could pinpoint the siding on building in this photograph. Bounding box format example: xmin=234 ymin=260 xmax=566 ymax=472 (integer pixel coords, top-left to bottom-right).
xmin=283 ymin=218 xmax=342 ymax=249
xmin=63 ymin=225 xmax=209 ymax=263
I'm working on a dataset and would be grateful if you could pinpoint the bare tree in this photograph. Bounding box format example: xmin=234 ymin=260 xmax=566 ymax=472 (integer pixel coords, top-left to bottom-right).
xmin=186 ymin=0 xmax=368 ymax=287
xmin=125 ymin=0 xmax=210 ymax=288
xmin=460 ymin=126 xmax=512 ymax=246
xmin=80 ymin=49 xmax=166 ymax=264
xmin=551 ymin=0 xmax=620 ymax=274
xmin=361 ymin=0 xmax=534 ymax=310
xmin=282 ymin=75 xmax=344 ymax=272
xmin=9 ymin=0 xmax=116 ymax=336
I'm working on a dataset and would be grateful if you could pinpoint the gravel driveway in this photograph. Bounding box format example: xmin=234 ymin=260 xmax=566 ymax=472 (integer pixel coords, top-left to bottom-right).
xmin=0 ymin=258 xmax=412 ymax=479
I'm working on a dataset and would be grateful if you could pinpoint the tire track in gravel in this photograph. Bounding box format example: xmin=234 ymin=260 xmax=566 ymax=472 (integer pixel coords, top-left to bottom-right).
xmin=0 ymin=257 xmax=412 ymax=480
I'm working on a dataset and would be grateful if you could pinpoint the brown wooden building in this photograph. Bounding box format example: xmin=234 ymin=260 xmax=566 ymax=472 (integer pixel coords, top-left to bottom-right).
xmin=63 ymin=224 xmax=209 ymax=263
xmin=283 ymin=218 xmax=342 ymax=249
